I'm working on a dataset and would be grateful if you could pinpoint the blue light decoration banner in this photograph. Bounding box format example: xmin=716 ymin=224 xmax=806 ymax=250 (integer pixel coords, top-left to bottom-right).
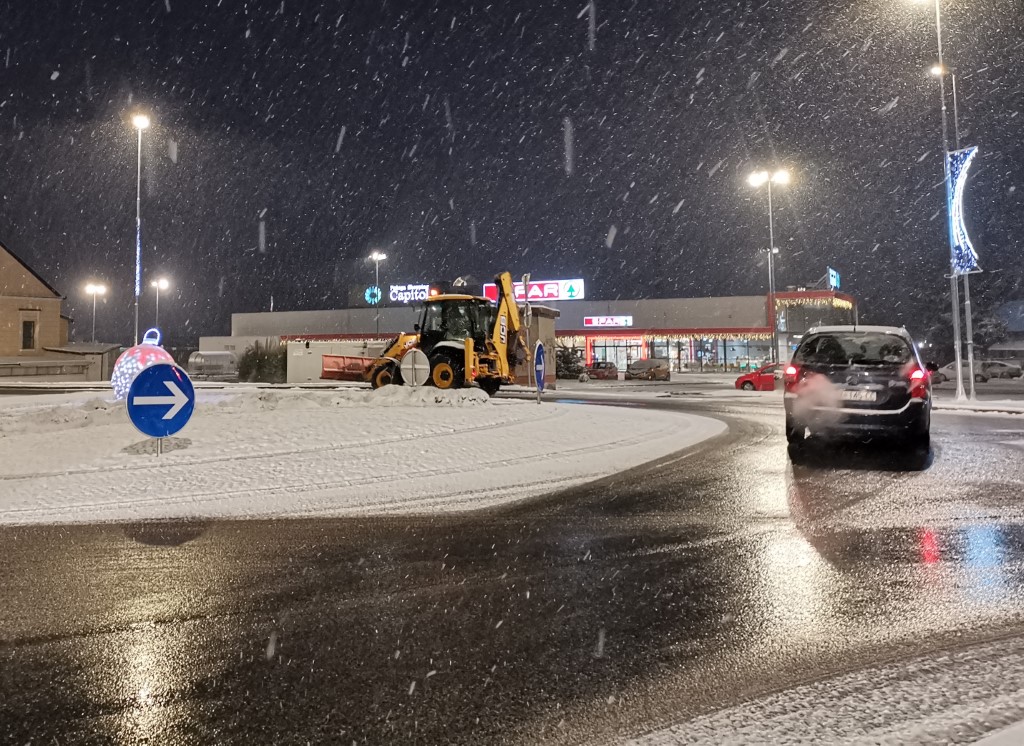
xmin=947 ymin=146 xmax=980 ymax=275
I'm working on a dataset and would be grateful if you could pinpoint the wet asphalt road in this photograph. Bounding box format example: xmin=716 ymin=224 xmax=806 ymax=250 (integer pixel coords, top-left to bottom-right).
xmin=3 ymin=395 xmax=1024 ymax=744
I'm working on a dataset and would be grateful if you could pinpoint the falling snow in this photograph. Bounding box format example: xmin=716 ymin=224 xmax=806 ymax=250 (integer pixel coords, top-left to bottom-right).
xmin=563 ymin=117 xmax=575 ymax=176
xmin=878 ymin=96 xmax=900 ymax=115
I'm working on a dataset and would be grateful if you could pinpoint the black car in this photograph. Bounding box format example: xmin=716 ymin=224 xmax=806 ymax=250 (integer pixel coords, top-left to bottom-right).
xmin=784 ymin=325 xmax=934 ymax=452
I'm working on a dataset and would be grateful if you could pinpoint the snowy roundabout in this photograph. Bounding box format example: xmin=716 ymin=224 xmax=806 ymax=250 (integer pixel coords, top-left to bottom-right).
xmin=0 ymin=386 xmax=725 ymax=524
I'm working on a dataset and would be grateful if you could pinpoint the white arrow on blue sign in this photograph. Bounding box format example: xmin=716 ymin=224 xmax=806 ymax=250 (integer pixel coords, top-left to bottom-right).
xmin=534 ymin=342 xmax=546 ymax=394
xmin=126 ymin=363 xmax=196 ymax=438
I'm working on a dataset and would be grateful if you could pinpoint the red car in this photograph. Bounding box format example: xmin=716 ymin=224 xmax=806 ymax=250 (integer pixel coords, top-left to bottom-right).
xmin=735 ymin=363 xmax=781 ymax=391
xmin=583 ymin=361 xmax=619 ymax=380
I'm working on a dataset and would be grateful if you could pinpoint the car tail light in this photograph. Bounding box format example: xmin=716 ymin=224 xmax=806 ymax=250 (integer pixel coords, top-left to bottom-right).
xmin=909 ymin=366 xmax=929 ymax=399
xmin=783 ymin=364 xmax=800 ymax=392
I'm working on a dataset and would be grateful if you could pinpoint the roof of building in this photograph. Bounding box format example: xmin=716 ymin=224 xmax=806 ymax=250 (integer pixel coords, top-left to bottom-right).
xmin=0 ymin=238 xmax=63 ymax=299
xmin=42 ymin=343 xmax=121 ymax=355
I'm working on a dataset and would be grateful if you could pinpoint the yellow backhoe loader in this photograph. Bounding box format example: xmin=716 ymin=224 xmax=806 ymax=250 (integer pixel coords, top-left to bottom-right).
xmin=365 ymin=271 xmax=526 ymax=397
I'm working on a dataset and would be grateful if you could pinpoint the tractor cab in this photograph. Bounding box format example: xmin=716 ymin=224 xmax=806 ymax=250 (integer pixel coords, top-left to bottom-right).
xmin=416 ymin=295 xmax=495 ymax=357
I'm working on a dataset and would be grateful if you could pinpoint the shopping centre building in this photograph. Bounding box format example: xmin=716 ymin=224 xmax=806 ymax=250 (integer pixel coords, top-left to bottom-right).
xmin=202 ymin=277 xmax=858 ymax=373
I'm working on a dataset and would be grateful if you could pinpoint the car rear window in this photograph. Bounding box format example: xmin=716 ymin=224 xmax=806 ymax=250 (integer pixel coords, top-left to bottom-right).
xmin=794 ymin=332 xmax=912 ymax=366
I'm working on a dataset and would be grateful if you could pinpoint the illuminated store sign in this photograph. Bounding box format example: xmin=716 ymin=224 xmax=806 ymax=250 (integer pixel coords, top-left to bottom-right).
xmin=483 ymin=279 xmax=585 ymax=302
xmin=584 ymin=316 xmax=633 ymax=328
xmin=389 ymin=284 xmax=430 ymax=303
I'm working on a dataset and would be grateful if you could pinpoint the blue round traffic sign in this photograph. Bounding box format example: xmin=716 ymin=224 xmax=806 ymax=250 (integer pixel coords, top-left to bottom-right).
xmin=534 ymin=342 xmax=546 ymax=393
xmin=126 ymin=363 xmax=195 ymax=438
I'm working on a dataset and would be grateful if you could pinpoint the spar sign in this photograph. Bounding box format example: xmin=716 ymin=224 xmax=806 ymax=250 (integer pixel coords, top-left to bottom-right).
xmin=584 ymin=316 xmax=633 ymax=328
xmin=482 ymin=278 xmax=585 ymax=303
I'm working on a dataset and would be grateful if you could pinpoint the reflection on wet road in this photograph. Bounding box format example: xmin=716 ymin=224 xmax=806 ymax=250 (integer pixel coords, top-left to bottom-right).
xmin=2 ymin=397 xmax=1024 ymax=744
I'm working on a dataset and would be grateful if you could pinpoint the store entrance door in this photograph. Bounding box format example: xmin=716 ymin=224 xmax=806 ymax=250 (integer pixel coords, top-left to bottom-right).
xmin=591 ymin=339 xmax=643 ymax=371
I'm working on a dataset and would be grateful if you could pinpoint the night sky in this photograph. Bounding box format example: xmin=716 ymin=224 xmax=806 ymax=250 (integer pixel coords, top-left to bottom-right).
xmin=2 ymin=0 xmax=1022 ymax=346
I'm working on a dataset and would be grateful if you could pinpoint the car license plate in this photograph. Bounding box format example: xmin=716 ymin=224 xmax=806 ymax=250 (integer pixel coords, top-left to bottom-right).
xmin=841 ymin=389 xmax=876 ymax=402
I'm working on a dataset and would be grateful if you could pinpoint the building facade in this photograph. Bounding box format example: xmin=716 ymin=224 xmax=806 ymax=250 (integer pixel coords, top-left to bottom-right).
xmin=0 ymin=240 xmax=70 ymax=358
xmin=206 ymin=288 xmax=856 ymax=373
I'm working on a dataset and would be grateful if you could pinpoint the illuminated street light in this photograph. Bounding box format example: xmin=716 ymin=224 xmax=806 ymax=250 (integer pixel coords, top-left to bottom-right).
xmin=130 ymin=112 xmax=152 ymax=345
xmin=911 ymin=0 xmax=976 ymax=401
xmin=85 ymin=283 xmax=107 ymax=343
xmin=150 ymin=277 xmax=170 ymax=328
xmin=748 ymin=169 xmax=792 ymax=363
xmin=369 ymin=251 xmax=387 ymax=335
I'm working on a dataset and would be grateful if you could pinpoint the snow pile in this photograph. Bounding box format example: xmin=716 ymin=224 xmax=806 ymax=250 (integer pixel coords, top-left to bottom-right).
xmin=934 ymin=399 xmax=1024 ymax=415
xmin=0 ymin=386 xmax=492 ymax=433
xmin=0 ymin=396 xmax=123 ymax=435
xmin=0 ymin=387 xmax=725 ymax=525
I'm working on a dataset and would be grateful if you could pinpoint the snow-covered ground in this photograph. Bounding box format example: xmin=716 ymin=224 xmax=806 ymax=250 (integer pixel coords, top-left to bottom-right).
xmin=625 ymin=635 xmax=1024 ymax=745
xmin=0 ymin=386 xmax=724 ymax=525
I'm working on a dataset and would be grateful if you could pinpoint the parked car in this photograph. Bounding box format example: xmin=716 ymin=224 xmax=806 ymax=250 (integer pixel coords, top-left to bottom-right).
xmin=625 ymin=359 xmax=671 ymax=381
xmin=982 ymin=360 xmax=1023 ymax=379
xmin=581 ymin=361 xmax=618 ymax=381
xmin=735 ymin=363 xmax=781 ymax=391
xmin=784 ymin=325 xmax=935 ymax=452
xmin=933 ymin=361 xmax=988 ymax=384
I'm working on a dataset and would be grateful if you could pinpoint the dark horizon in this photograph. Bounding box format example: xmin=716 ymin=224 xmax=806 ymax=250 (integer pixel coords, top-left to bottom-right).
xmin=2 ymin=0 xmax=1022 ymax=346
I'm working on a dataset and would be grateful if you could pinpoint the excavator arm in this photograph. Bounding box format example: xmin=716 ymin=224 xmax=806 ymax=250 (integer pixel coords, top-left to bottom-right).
xmin=489 ymin=271 xmax=526 ymax=380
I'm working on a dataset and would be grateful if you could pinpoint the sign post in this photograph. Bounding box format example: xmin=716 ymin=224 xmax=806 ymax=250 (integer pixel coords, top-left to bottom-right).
xmin=126 ymin=363 xmax=196 ymax=455
xmin=534 ymin=341 xmax=545 ymax=404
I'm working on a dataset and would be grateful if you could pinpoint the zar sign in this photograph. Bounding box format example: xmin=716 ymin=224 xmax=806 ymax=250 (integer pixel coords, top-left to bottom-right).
xmin=482 ymin=279 xmax=585 ymax=303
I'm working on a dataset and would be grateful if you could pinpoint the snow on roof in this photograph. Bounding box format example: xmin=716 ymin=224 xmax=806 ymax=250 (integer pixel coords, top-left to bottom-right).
xmin=805 ymin=325 xmax=912 ymax=338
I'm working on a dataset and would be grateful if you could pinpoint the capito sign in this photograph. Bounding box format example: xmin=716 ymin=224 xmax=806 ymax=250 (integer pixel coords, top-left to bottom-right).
xmin=483 ymin=278 xmax=585 ymax=303
xmin=389 ymin=284 xmax=430 ymax=303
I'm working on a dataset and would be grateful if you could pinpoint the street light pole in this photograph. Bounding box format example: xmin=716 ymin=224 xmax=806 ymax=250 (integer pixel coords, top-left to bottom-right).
xmin=150 ymin=277 xmax=169 ymax=329
xmin=369 ymin=251 xmax=387 ymax=336
xmin=767 ymin=177 xmax=777 ymax=364
xmin=748 ymin=169 xmax=789 ymax=364
xmin=948 ymin=68 xmax=978 ymax=399
xmin=921 ymin=0 xmax=967 ymax=401
xmin=131 ymin=113 xmax=150 ymax=346
xmin=85 ymin=283 xmax=106 ymax=343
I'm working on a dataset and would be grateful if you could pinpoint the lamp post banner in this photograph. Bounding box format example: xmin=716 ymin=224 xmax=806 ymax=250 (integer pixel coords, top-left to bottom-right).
xmin=947 ymin=146 xmax=980 ymax=275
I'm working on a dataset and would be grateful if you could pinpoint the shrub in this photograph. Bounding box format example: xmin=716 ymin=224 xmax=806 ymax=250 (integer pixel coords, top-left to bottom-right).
xmin=238 ymin=340 xmax=287 ymax=383
xmin=556 ymin=345 xmax=584 ymax=379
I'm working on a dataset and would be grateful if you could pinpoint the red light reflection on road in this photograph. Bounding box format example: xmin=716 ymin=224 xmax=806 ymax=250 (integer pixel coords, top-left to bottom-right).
xmin=919 ymin=529 xmax=940 ymax=564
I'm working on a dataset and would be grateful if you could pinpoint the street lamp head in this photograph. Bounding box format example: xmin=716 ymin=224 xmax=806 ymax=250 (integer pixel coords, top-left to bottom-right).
xmin=151 ymin=277 xmax=169 ymax=290
xmin=369 ymin=251 xmax=387 ymax=262
xmin=930 ymin=64 xmax=945 ymax=76
xmin=131 ymin=113 xmax=151 ymax=130
xmin=771 ymin=169 xmax=791 ymax=185
xmin=86 ymin=283 xmax=107 ymax=295
xmin=747 ymin=170 xmax=770 ymax=187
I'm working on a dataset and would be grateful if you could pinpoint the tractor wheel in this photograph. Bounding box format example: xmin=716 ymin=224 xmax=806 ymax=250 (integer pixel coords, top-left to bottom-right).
xmin=478 ymin=379 xmax=501 ymax=397
xmin=430 ymin=351 xmax=464 ymax=390
xmin=370 ymin=363 xmax=402 ymax=389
